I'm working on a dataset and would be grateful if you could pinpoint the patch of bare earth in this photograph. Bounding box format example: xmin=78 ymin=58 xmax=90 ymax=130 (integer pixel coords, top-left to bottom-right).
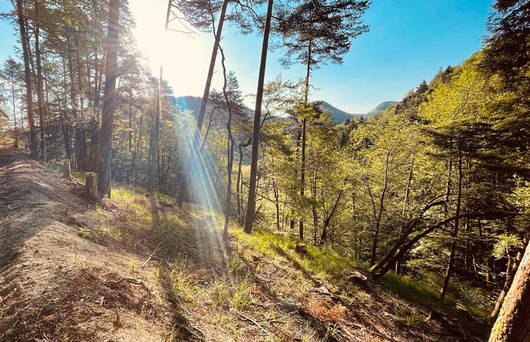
xmin=0 ymin=149 xmax=178 ymax=341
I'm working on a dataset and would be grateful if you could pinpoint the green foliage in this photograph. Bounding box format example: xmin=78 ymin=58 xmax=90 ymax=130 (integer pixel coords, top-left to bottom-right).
xmin=492 ymin=234 xmax=524 ymax=258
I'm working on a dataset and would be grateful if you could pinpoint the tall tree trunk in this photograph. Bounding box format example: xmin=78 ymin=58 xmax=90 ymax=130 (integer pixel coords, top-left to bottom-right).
xmin=177 ymin=0 xmax=229 ymax=207
xmin=128 ymin=84 xmax=133 ymax=151
xmin=272 ymin=176 xmax=281 ymax=231
xmin=10 ymin=73 xmax=19 ymax=148
xmin=243 ymin=0 xmax=274 ymax=234
xmin=352 ymin=186 xmax=358 ymax=260
xmin=148 ymin=67 xmax=162 ymax=192
xmin=35 ymin=0 xmax=46 ymax=161
xmin=133 ymin=110 xmax=145 ymax=183
xmin=236 ymin=143 xmax=244 ymax=224
xmin=299 ymin=117 xmax=307 ymax=239
xmin=16 ymin=0 xmax=38 ymax=158
xmin=369 ymin=152 xmax=390 ymax=265
xmin=219 ymin=46 xmax=235 ymax=236
xmin=320 ymin=189 xmax=343 ymax=244
xmin=489 ymin=241 xmax=530 ymax=342
xmin=311 ymin=166 xmax=318 ymax=244
xmin=396 ymin=157 xmax=414 ymax=273
xmin=440 ymin=150 xmax=463 ymax=299
xmin=490 ymin=252 xmax=521 ymax=323
xmin=299 ymin=39 xmax=313 ymax=240
xmin=97 ymin=0 xmax=120 ymax=198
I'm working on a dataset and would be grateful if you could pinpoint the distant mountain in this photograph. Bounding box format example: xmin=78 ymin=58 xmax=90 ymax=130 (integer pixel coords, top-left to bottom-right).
xmin=170 ymin=96 xmax=397 ymax=123
xmin=367 ymin=101 xmax=398 ymax=117
xmin=319 ymin=102 xmax=366 ymax=122
xmin=319 ymin=101 xmax=398 ymax=122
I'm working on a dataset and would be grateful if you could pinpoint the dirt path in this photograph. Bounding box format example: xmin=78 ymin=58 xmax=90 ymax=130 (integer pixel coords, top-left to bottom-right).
xmin=0 ymin=149 xmax=171 ymax=341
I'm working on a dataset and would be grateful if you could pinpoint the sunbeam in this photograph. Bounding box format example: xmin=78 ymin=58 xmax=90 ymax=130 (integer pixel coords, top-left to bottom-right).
xmin=173 ymin=100 xmax=229 ymax=269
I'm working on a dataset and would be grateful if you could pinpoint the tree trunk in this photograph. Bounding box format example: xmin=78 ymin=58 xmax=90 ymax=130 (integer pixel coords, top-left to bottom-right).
xmin=219 ymin=45 xmax=235 ymax=236
xmin=63 ymin=159 xmax=72 ymax=179
xmin=10 ymin=73 xmax=19 ymax=148
xmin=490 ymin=252 xmax=521 ymax=323
xmin=440 ymin=150 xmax=463 ymax=299
xmin=299 ymin=117 xmax=307 ymax=240
xmin=489 ymin=241 xmax=530 ymax=342
xmin=236 ymin=143 xmax=244 ymax=224
xmin=299 ymin=40 xmax=313 ymax=240
xmin=243 ymin=0 xmax=274 ymax=234
xmin=128 ymin=84 xmax=133 ymax=151
xmin=321 ymin=189 xmax=343 ymax=244
xmin=85 ymin=172 xmax=98 ymax=200
xmin=97 ymin=0 xmax=120 ymax=198
xmin=395 ymin=157 xmax=415 ymax=273
xmin=148 ymin=68 xmax=162 ymax=192
xmin=370 ymin=152 xmax=390 ymax=265
xmin=272 ymin=176 xmax=281 ymax=231
xmin=16 ymin=0 xmax=38 ymax=158
xmin=35 ymin=0 xmax=46 ymax=161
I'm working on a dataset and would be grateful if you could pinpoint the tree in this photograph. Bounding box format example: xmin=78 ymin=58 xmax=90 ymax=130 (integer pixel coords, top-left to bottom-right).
xmin=34 ymin=0 xmax=47 ymax=161
xmin=489 ymin=240 xmax=530 ymax=342
xmin=277 ymin=0 xmax=369 ymax=238
xmin=15 ymin=0 xmax=38 ymax=158
xmin=97 ymin=0 xmax=120 ymax=198
xmin=243 ymin=0 xmax=274 ymax=234
xmin=0 ymin=59 xmax=23 ymax=148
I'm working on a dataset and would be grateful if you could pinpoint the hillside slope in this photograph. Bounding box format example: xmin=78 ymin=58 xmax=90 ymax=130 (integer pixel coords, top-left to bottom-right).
xmin=0 ymin=149 xmax=488 ymax=341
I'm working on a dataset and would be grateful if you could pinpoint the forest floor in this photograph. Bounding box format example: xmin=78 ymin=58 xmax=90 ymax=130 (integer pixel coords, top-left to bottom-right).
xmin=0 ymin=148 xmax=490 ymax=342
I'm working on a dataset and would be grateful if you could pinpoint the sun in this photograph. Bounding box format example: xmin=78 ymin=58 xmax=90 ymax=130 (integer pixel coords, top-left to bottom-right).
xmin=129 ymin=0 xmax=212 ymax=96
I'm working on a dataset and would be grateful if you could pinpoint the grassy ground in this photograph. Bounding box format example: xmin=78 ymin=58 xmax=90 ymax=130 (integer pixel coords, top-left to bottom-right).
xmin=96 ymin=185 xmax=491 ymax=340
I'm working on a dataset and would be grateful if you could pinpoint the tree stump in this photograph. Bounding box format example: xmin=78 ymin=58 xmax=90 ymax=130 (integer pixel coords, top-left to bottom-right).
xmin=85 ymin=172 xmax=98 ymax=200
xmin=62 ymin=159 xmax=71 ymax=179
xmin=295 ymin=243 xmax=307 ymax=256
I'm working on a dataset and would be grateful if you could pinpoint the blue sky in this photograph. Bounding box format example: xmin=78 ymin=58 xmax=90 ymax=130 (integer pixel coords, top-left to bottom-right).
xmin=0 ymin=0 xmax=493 ymax=113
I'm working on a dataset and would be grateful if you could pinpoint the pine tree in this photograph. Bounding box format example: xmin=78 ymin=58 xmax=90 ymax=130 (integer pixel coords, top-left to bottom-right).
xmin=243 ymin=0 xmax=274 ymax=234
xmin=277 ymin=0 xmax=369 ymax=238
xmin=97 ymin=0 xmax=120 ymax=198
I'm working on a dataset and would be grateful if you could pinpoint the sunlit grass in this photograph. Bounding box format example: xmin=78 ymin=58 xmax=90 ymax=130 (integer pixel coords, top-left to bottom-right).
xmin=232 ymin=226 xmax=489 ymax=318
xmin=232 ymin=227 xmax=364 ymax=280
xmin=102 ymin=184 xmax=491 ymax=321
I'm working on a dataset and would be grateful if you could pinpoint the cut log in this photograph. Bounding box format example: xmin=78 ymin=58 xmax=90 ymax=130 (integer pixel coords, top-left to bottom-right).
xmin=62 ymin=159 xmax=71 ymax=179
xmin=85 ymin=172 xmax=98 ymax=200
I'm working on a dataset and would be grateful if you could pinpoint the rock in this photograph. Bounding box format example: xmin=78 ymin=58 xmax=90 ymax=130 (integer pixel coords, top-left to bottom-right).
xmin=456 ymin=303 xmax=474 ymax=321
xmin=295 ymin=243 xmax=307 ymax=256
xmin=344 ymin=271 xmax=369 ymax=287
xmin=426 ymin=310 xmax=444 ymax=322
xmin=314 ymin=286 xmax=331 ymax=295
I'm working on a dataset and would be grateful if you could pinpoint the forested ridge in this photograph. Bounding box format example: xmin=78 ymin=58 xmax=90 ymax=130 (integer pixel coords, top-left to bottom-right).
xmin=0 ymin=0 xmax=529 ymax=341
